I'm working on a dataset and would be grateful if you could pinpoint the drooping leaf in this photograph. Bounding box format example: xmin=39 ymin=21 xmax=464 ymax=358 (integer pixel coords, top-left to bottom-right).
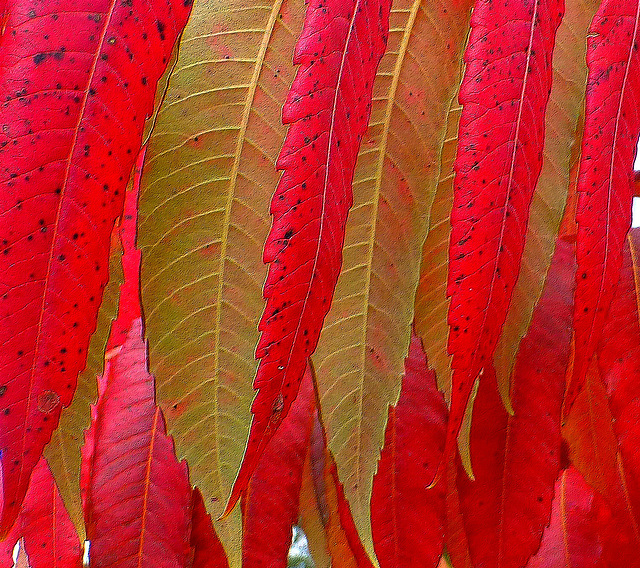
xmin=567 ymin=0 xmax=640 ymax=414
xmin=242 ymin=364 xmax=315 ymax=568
xmin=18 ymin=458 xmax=82 ymax=568
xmin=298 ymin=446 xmax=332 ymax=568
xmin=525 ymin=467 xmax=607 ymax=568
xmin=137 ymin=1 xmax=306 ymax=560
xmin=443 ymin=0 xmax=564 ymax=475
xmin=0 ymin=0 xmax=191 ymax=532
xmin=563 ymin=356 xmax=640 ymax=564
xmin=227 ymin=0 xmax=392 ymax=517
xmin=370 ymin=331 xmax=447 ymax=568
xmin=456 ymin=238 xmax=575 ymax=568
xmin=414 ymin=103 xmax=462 ymax=400
xmin=445 ymin=458 xmax=472 ymax=568
xmin=302 ymin=411 xmax=371 ymax=568
xmin=191 ymin=489 xmax=229 ymax=568
xmin=82 ymin=320 xmax=192 ymax=568
xmin=493 ymin=0 xmax=599 ymax=406
xmin=312 ymin=0 xmax=472 ymax=553
xmin=44 ymin=209 xmax=123 ymax=540
xmin=598 ymin=229 xmax=640 ymax=524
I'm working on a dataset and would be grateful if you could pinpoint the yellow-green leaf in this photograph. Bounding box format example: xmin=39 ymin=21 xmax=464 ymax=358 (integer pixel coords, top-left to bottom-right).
xmin=312 ymin=0 xmax=472 ymax=561
xmin=137 ymin=0 xmax=304 ymax=563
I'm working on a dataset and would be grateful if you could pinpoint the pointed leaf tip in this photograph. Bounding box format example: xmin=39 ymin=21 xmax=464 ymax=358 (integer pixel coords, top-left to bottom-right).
xmin=230 ymin=0 xmax=391 ymax=508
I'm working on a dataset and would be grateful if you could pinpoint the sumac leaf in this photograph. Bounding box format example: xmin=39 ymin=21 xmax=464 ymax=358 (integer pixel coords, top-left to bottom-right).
xmin=227 ymin=0 xmax=391 ymax=513
xmin=563 ymin=356 xmax=640 ymax=564
xmin=15 ymin=458 xmax=82 ymax=568
xmin=526 ymin=467 xmax=607 ymax=568
xmin=242 ymin=364 xmax=315 ymax=568
xmin=456 ymin=239 xmax=575 ymax=568
xmin=191 ymin=489 xmax=229 ymax=568
xmin=82 ymin=320 xmax=193 ymax=568
xmin=568 ymin=0 xmax=640 ymax=413
xmin=598 ymin=229 xmax=640 ymax=525
xmin=137 ymin=1 xmax=306 ymax=559
xmin=0 ymin=0 xmax=191 ymax=531
xmin=444 ymin=0 xmax=564 ymax=474
xmin=492 ymin=0 xmax=599 ymax=406
xmin=370 ymin=332 xmax=447 ymax=568
xmin=313 ymin=0 xmax=471 ymax=551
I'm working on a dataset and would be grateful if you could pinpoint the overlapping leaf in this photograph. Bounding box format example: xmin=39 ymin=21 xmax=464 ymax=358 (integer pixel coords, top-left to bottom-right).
xmin=0 ymin=458 xmax=82 ymax=568
xmin=298 ymin=411 xmax=372 ymax=568
xmin=312 ymin=0 xmax=472 ymax=553
xmin=191 ymin=489 xmax=229 ymax=568
xmin=228 ymin=0 xmax=392 ymax=520
xmin=493 ymin=0 xmax=599 ymax=406
xmin=82 ymin=320 xmax=193 ymax=568
xmin=137 ymin=1 xmax=306 ymax=560
xmin=370 ymin=332 xmax=447 ymax=568
xmin=0 ymin=0 xmax=191 ymax=532
xmin=455 ymin=238 xmax=575 ymax=568
xmin=414 ymin=103 xmax=462 ymax=400
xmin=242 ymin=364 xmax=315 ymax=568
xmin=568 ymin=0 xmax=640 ymax=413
xmin=563 ymin=357 xmax=640 ymax=563
xmin=598 ymin=229 xmax=640 ymax=524
xmin=444 ymin=0 xmax=564 ymax=476
xmin=526 ymin=468 xmax=607 ymax=568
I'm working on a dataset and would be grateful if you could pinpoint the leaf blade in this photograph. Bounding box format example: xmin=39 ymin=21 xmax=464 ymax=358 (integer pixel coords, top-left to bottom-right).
xmin=227 ymin=0 xmax=392 ymax=516
xmin=444 ymin=0 xmax=564 ymax=474
xmin=0 ymin=0 xmax=191 ymax=531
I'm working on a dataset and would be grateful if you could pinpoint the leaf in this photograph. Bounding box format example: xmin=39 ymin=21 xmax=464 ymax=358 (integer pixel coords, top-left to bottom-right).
xmin=298 ymin=446 xmax=332 ymax=568
xmin=301 ymin=410 xmax=371 ymax=568
xmin=370 ymin=332 xmax=447 ymax=568
xmin=137 ymin=0 xmax=306 ymax=560
xmin=562 ymin=356 xmax=640 ymax=564
xmin=227 ymin=0 xmax=392 ymax=517
xmin=598 ymin=229 xmax=640 ymax=524
xmin=415 ymin=103 xmax=462 ymax=400
xmin=567 ymin=0 xmax=640 ymax=414
xmin=443 ymin=0 xmax=564 ymax=476
xmin=456 ymin=239 xmax=575 ymax=568
xmin=242 ymin=364 xmax=315 ymax=568
xmin=525 ymin=467 xmax=607 ymax=568
xmin=82 ymin=321 xmax=193 ymax=568
xmin=313 ymin=1 xmax=471 ymax=553
xmin=493 ymin=0 xmax=600 ymax=406
xmin=191 ymin=489 xmax=229 ymax=568
xmin=444 ymin=457 xmax=472 ymax=568
xmin=0 ymin=0 xmax=191 ymax=532
xmin=18 ymin=458 xmax=82 ymax=568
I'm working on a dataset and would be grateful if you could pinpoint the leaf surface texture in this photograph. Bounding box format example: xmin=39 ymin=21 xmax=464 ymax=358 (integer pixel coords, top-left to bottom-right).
xmin=0 ymin=0 xmax=190 ymax=531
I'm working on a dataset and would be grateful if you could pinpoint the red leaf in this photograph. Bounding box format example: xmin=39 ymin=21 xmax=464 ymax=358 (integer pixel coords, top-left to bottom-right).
xmin=567 ymin=0 xmax=640 ymax=414
xmin=456 ymin=238 xmax=575 ymax=568
xmin=19 ymin=458 xmax=82 ymax=568
xmin=598 ymin=229 xmax=640 ymax=524
xmin=82 ymin=320 xmax=192 ymax=568
xmin=0 ymin=0 xmax=191 ymax=532
xmin=370 ymin=332 xmax=447 ymax=568
xmin=444 ymin=0 xmax=564 ymax=475
xmin=225 ymin=0 xmax=391 ymax=512
xmin=191 ymin=489 xmax=229 ymax=568
xmin=526 ymin=467 xmax=607 ymax=568
xmin=242 ymin=364 xmax=315 ymax=568
xmin=105 ymin=146 xmax=146 ymax=352
xmin=563 ymin=356 xmax=640 ymax=564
